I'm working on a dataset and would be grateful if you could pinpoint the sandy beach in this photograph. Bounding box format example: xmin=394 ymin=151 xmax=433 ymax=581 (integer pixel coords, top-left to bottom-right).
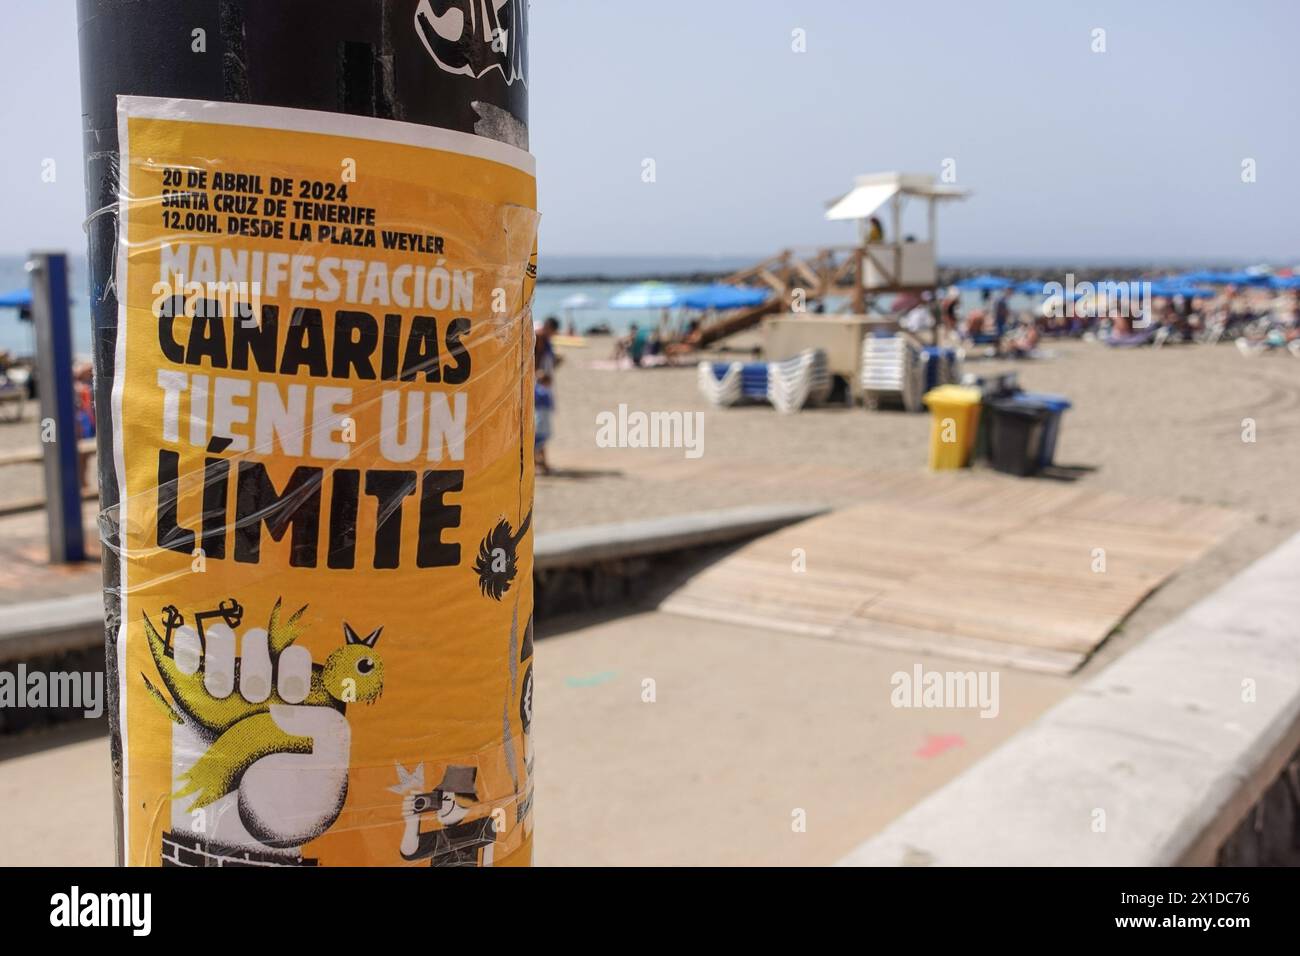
xmin=5 ymin=332 xmax=1290 ymax=866
xmin=533 ymin=335 xmax=1300 ymax=668
xmin=3 ymin=335 xmax=1295 ymax=627
xmin=541 ymin=336 xmax=1300 ymax=518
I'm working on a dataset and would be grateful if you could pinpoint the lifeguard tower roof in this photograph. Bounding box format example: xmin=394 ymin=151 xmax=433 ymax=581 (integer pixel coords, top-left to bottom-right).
xmin=825 ymin=172 xmax=969 ymax=221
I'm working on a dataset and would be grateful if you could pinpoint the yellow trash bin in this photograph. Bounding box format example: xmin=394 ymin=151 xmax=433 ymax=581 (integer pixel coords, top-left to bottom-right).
xmin=923 ymin=385 xmax=983 ymax=469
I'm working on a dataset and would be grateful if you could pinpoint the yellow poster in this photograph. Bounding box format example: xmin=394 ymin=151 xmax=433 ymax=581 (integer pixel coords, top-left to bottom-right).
xmin=113 ymin=96 xmax=538 ymax=866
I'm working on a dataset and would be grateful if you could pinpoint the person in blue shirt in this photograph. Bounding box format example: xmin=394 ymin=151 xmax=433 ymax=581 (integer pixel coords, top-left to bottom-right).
xmin=533 ymin=316 xmax=560 ymax=474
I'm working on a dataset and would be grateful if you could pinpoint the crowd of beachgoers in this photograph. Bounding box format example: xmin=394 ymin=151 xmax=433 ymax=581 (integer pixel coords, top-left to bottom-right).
xmin=889 ymin=275 xmax=1300 ymax=359
xmin=539 ymin=269 xmax=1300 ymax=370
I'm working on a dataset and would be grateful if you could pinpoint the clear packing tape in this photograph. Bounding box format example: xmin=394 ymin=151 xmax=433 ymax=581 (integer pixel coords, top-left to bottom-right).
xmin=102 ymin=99 xmax=539 ymax=866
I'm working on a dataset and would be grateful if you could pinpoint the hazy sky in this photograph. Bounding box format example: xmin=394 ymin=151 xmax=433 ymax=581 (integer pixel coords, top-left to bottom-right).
xmin=2 ymin=1 xmax=1296 ymax=260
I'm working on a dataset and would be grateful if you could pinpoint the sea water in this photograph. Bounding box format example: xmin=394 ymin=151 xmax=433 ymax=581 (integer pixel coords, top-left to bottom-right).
xmin=0 ymin=254 xmax=748 ymax=357
xmin=0 ymin=252 xmax=1032 ymax=357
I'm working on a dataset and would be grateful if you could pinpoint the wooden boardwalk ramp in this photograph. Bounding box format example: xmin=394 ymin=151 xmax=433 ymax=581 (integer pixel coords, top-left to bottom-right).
xmin=660 ymin=475 xmax=1242 ymax=674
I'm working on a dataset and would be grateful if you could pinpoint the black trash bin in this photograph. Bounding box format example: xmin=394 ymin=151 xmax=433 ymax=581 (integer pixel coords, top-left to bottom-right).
xmin=986 ymin=399 xmax=1051 ymax=476
xmin=970 ymin=376 xmax=1019 ymax=464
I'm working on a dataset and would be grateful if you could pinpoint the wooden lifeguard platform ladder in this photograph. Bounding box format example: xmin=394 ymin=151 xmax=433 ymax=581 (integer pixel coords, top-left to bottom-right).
xmin=696 ymin=172 xmax=969 ymax=346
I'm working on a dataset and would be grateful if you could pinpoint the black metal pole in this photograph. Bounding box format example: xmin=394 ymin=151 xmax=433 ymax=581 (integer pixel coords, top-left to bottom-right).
xmin=77 ymin=0 xmax=529 ymax=866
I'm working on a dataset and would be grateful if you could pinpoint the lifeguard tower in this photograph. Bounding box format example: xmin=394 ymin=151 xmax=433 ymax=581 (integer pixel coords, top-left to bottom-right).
xmin=824 ymin=171 xmax=970 ymax=311
xmin=696 ymin=172 xmax=969 ymax=345
xmin=706 ymin=172 xmax=970 ymax=402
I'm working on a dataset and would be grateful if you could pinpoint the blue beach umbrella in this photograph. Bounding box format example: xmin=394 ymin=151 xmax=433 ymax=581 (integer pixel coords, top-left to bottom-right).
xmin=558 ymin=292 xmax=598 ymax=326
xmin=0 ymin=289 xmax=33 ymax=309
xmin=1172 ymin=270 xmax=1219 ymax=284
xmin=1219 ymin=272 xmax=1271 ymax=287
xmin=1018 ymin=280 xmax=1091 ymax=299
xmin=1267 ymin=275 xmax=1300 ymax=290
xmin=1148 ymin=281 xmax=1215 ymax=298
xmin=608 ymin=282 xmax=683 ymax=310
xmin=954 ymin=274 xmax=1014 ymax=291
xmin=559 ymin=292 xmax=598 ymax=311
xmin=1172 ymin=270 xmax=1237 ymax=285
xmin=679 ymin=284 xmax=770 ymax=311
xmin=1174 ymin=270 xmax=1270 ymax=287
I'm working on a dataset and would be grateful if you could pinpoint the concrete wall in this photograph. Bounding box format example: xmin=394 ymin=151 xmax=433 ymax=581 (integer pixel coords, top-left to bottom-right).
xmin=840 ymin=531 xmax=1300 ymax=867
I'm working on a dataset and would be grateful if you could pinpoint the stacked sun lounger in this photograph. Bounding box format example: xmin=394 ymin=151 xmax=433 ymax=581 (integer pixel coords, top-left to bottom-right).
xmin=861 ymin=336 xmax=960 ymax=412
xmin=697 ymin=360 xmax=744 ymax=406
xmin=768 ymin=348 xmax=831 ymax=413
xmin=698 ymin=348 xmax=831 ymax=412
xmin=738 ymin=364 xmax=771 ymax=401
xmin=861 ymin=334 xmax=925 ymax=411
xmin=698 ymin=360 xmax=770 ymax=405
